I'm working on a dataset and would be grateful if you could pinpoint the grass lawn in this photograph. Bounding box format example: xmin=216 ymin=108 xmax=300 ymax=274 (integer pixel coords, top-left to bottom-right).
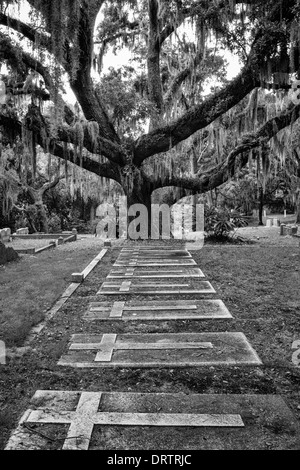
xmin=0 ymin=236 xmax=105 ymax=346
xmin=0 ymin=231 xmax=300 ymax=449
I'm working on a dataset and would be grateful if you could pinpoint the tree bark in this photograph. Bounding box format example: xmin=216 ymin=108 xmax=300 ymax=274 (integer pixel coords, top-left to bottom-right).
xmin=296 ymin=190 xmax=300 ymax=224
xmin=258 ymin=187 xmax=264 ymax=226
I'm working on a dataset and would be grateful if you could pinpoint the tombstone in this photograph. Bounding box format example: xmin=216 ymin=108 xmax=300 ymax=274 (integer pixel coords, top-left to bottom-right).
xmin=266 ymin=219 xmax=272 ymax=227
xmin=0 ymin=227 xmax=11 ymax=243
xmin=104 ymin=240 xmax=112 ymax=247
xmin=0 ymin=80 xmax=6 ymax=105
xmin=16 ymin=227 xmax=29 ymax=235
xmin=57 ymin=237 xmax=64 ymax=245
xmin=284 ymin=210 xmax=287 ymax=218
xmin=272 ymin=218 xmax=278 ymax=226
xmin=263 ymin=210 xmax=267 ymax=218
xmin=280 ymin=224 xmax=286 ymax=236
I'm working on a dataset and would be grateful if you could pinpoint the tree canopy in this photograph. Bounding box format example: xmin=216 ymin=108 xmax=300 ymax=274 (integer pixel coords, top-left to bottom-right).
xmin=0 ymin=0 xmax=300 ymax=216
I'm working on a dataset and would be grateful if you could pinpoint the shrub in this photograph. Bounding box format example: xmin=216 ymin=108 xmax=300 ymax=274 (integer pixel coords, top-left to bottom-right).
xmin=205 ymin=206 xmax=248 ymax=241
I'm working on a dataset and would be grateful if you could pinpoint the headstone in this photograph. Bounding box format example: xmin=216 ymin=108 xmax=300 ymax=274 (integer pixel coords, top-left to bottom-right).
xmin=16 ymin=227 xmax=29 ymax=235
xmin=0 ymin=227 xmax=11 ymax=242
xmin=280 ymin=224 xmax=286 ymax=236
xmin=263 ymin=210 xmax=267 ymax=218
xmin=58 ymin=332 xmax=262 ymax=368
xmin=104 ymin=240 xmax=112 ymax=247
xmin=57 ymin=237 xmax=64 ymax=245
xmin=266 ymin=219 xmax=272 ymax=227
xmin=284 ymin=210 xmax=287 ymax=218
xmin=0 ymin=80 xmax=6 ymax=105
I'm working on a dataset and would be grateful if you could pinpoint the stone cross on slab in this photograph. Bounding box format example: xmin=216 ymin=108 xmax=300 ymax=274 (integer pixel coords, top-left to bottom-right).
xmin=104 ymin=281 xmax=192 ymax=292
xmin=23 ymin=391 xmax=244 ymax=450
xmin=69 ymin=334 xmax=213 ymax=362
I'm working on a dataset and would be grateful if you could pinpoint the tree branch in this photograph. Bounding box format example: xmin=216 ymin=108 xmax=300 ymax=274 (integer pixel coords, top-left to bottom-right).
xmin=0 ymin=113 xmax=122 ymax=184
xmin=152 ymin=102 xmax=300 ymax=193
xmin=147 ymin=0 xmax=164 ymax=118
xmin=0 ymin=12 xmax=50 ymax=50
xmin=134 ymin=62 xmax=259 ymax=164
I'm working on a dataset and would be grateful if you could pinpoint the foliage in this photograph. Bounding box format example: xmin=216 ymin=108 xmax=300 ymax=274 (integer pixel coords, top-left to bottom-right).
xmin=205 ymin=205 xmax=248 ymax=241
xmin=0 ymin=0 xmax=300 ymax=227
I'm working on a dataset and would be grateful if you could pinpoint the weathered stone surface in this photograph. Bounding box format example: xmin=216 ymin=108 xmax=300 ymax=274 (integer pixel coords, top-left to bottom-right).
xmin=97 ymin=279 xmax=216 ymax=295
xmin=108 ymin=267 xmax=205 ymax=278
xmin=0 ymin=241 xmax=19 ymax=265
xmin=5 ymin=392 xmax=299 ymax=450
xmin=84 ymin=299 xmax=232 ymax=321
xmin=0 ymin=227 xmax=11 ymax=242
xmin=114 ymin=259 xmax=197 ymax=267
xmin=58 ymin=332 xmax=262 ymax=368
xmin=16 ymin=227 xmax=29 ymax=235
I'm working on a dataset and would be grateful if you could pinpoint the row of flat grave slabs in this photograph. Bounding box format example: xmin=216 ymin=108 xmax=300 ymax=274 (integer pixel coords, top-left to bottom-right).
xmin=101 ymin=248 xmax=214 ymax=294
xmin=6 ymin=391 xmax=299 ymax=450
xmin=6 ymin=246 xmax=297 ymax=450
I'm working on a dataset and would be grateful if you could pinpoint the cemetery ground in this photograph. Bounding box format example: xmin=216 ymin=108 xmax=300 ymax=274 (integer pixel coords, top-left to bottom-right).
xmin=0 ymin=229 xmax=300 ymax=450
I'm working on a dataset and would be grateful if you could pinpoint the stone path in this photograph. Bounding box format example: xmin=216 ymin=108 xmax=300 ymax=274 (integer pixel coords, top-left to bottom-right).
xmin=5 ymin=242 xmax=299 ymax=450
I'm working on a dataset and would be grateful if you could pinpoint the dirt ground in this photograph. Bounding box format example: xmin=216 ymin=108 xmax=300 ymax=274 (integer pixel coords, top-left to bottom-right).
xmin=0 ymin=229 xmax=300 ymax=450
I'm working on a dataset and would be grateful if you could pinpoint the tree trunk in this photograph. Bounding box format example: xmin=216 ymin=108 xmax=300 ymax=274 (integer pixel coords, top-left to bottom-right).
xmin=258 ymin=187 xmax=264 ymax=225
xmin=296 ymin=191 xmax=300 ymax=224
xmin=126 ymin=187 xmax=152 ymax=240
xmin=36 ymin=203 xmax=49 ymax=233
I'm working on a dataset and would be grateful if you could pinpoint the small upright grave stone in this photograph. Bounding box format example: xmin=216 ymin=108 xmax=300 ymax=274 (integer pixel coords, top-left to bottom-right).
xmin=0 ymin=228 xmax=11 ymax=243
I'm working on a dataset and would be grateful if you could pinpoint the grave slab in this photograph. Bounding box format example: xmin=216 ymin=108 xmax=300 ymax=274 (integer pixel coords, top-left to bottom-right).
xmin=117 ymin=252 xmax=192 ymax=259
xmin=5 ymin=392 xmax=299 ymax=450
xmin=113 ymin=259 xmax=197 ymax=267
xmin=83 ymin=299 xmax=232 ymax=321
xmin=97 ymin=279 xmax=216 ymax=295
xmin=58 ymin=332 xmax=262 ymax=368
xmin=107 ymin=267 xmax=205 ymax=279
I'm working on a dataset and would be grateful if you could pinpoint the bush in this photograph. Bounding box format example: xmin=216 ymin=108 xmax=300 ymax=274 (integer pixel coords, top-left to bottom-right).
xmin=205 ymin=206 xmax=248 ymax=241
xmin=47 ymin=214 xmax=61 ymax=233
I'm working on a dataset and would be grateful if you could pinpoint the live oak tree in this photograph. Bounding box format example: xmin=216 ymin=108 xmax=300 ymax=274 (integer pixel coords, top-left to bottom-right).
xmin=1 ymin=0 xmax=300 ymax=231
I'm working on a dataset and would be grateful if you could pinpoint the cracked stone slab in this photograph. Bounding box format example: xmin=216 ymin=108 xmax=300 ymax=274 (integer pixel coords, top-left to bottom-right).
xmin=107 ymin=267 xmax=205 ymax=279
xmin=97 ymin=279 xmax=216 ymax=295
xmin=57 ymin=332 xmax=262 ymax=368
xmin=5 ymin=392 xmax=299 ymax=450
xmin=83 ymin=299 xmax=232 ymax=321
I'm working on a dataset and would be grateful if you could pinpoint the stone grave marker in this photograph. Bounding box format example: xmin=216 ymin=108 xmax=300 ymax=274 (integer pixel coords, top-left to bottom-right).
xmin=113 ymin=258 xmax=197 ymax=267
xmin=83 ymin=299 xmax=232 ymax=321
xmin=58 ymin=332 xmax=262 ymax=368
xmin=96 ymin=279 xmax=216 ymax=295
xmin=6 ymin=391 xmax=298 ymax=450
xmin=107 ymin=266 xmax=205 ymax=278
